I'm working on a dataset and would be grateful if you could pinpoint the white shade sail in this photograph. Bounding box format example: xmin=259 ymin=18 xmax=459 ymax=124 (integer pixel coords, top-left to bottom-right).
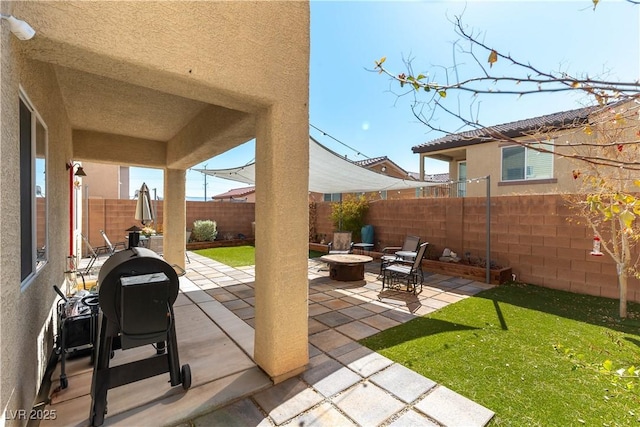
xmin=193 ymin=137 xmax=438 ymax=194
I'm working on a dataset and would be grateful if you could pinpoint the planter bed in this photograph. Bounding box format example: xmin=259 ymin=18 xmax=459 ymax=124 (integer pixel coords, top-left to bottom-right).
xmin=312 ymin=243 xmax=511 ymax=285
xmin=187 ymin=238 xmax=255 ymax=251
xmin=309 ymin=242 xmax=329 ymax=253
xmin=422 ymin=259 xmax=512 ymax=285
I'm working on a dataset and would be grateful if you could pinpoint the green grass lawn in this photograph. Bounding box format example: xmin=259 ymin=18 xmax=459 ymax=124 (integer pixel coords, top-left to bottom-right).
xmin=361 ymin=282 xmax=640 ymax=426
xmin=194 ymin=245 xmax=325 ymax=267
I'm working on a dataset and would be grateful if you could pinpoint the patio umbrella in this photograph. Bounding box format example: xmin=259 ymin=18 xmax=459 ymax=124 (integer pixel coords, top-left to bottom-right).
xmin=134 ymin=182 xmax=155 ymax=226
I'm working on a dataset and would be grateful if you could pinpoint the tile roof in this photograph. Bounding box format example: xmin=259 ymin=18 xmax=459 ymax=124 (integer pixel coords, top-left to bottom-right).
xmin=212 ymin=186 xmax=255 ymax=200
xmin=354 ymin=156 xmax=388 ymax=167
xmin=421 ymin=172 xmax=450 ymax=182
xmin=412 ymin=104 xmax=602 ymax=153
xmin=354 ymin=156 xmax=415 ymax=179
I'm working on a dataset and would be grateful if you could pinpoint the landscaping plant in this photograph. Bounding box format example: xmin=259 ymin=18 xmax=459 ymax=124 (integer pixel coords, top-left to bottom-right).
xmin=330 ymin=195 xmax=369 ymax=240
xmin=191 ymin=219 xmax=218 ymax=242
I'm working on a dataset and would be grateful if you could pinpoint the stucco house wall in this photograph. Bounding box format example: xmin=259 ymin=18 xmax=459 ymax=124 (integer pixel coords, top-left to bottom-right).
xmin=457 ymin=132 xmax=580 ymax=197
xmin=81 ymin=162 xmax=124 ymax=199
xmin=415 ymin=105 xmax=628 ymax=198
xmin=1 ymin=50 xmax=72 ymax=420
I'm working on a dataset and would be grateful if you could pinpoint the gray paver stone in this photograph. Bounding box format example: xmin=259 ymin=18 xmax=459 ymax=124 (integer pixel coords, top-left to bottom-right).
xmin=414 ymin=386 xmax=494 ymax=427
xmin=336 ymin=345 xmax=394 ymax=377
xmin=252 ymin=377 xmax=324 ymax=425
xmin=388 ymin=410 xmax=440 ymax=427
xmin=302 ymin=358 xmax=362 ymax=397
xmin=335 ymin=320 xmax=380 ymax=340
xmin=332 ymin=380 xmax=405 ymax=426
xmin=283 ymin=402 xmax=357 ymax=427
xmin=370 ymin=363 xmax=437 ymax=403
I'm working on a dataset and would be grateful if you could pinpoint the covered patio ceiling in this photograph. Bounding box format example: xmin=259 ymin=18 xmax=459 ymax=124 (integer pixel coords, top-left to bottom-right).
xmin=54 ymin=66 xmax=210 ymax=142
xmin=50 ymin=64 xmax=257 ymax=170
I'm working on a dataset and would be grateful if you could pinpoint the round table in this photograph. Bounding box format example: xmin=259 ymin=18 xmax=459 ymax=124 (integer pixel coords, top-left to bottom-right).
xmin=320 ymin=254 xmax=373 ymax=281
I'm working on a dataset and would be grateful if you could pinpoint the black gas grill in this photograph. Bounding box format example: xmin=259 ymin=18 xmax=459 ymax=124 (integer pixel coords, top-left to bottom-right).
xmin=89 ymin=247 xmax=191 ymax=426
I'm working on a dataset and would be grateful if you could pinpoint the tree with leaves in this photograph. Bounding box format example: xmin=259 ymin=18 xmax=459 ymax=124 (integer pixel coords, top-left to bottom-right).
xmin=566 ymin=103 xmax=640 ymax=318
xmin=373 ymin=2 xmax=640 ymax=317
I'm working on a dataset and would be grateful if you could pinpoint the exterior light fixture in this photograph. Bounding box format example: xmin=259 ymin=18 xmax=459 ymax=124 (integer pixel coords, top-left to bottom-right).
xmin=67 ymin=162 xmax=86 ymax=176
xmin=66 ymin=162 xmax=87 ymax=256
xmin=0 ymin=14 xmax=35 ymax=40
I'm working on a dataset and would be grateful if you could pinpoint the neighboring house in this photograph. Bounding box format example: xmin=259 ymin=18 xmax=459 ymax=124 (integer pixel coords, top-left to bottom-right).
xmin=412 ymin=105 xmax=607 ymax=197
xmin=1 ymin=1 xmax=309 ymax=420
xmin=212 ymin=186 xmax=256 ymax=202
xmin=81 ymin=162 xmax=130 ymax=199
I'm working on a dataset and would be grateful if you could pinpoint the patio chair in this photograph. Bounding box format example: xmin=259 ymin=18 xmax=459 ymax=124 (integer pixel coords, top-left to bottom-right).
xmin=327 ymin=231 xmax=353 ymax=254
xmin=382 ymin=242 xmax=428 ymax=294
xmin=81 ymin=234 xmax=109 ymax=275
xmin=100 ymin=230 xmax=127 ymax=255
xmin=379 ymin=235 xmax=421 ymax=276
xmin=185 ymin=230 xmax=191 ymax=263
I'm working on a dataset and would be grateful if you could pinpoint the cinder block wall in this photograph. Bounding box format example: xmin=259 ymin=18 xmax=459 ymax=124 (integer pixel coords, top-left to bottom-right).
xmin=86 ymin=200 xmax=255 ymax=250
xmin=86 ymin=196 xmax=640 ymax=303
xmin=185 ymin=201 xmax=255 ymax=238
xmin=314 ymin=195 xmax=640 ymax=303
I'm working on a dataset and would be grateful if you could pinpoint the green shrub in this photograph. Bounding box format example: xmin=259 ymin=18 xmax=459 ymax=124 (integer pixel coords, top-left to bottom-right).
xmin=191 ymin=220 xmax=218 ymax=242
xmin=330 ymin=195 xmax=369 ymax=240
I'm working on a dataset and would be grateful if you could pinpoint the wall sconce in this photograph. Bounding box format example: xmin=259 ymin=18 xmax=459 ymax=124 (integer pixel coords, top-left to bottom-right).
xmin=66 ymin=162 xmax=87 ymax=257
xmin=381 ymin=166 xmax=386 ymax=172
xmin=66 ymin=162 xmax=87 ymax=176
xmin=0 ymin=14 xmax=36 ymax=40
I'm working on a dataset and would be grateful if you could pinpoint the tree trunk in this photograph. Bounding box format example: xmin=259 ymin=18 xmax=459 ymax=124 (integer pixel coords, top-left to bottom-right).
xmin=617 ymin=263 xmax=628 ymax=318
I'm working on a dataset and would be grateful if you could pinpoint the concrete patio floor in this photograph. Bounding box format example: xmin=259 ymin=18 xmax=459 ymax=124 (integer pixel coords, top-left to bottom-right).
xmin=40 ymin=252 xmax=495 ymax=426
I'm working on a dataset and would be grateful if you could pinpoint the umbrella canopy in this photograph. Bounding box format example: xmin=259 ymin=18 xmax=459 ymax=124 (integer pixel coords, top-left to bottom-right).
xmin=135 ymin=182 xmax=155 ymax=226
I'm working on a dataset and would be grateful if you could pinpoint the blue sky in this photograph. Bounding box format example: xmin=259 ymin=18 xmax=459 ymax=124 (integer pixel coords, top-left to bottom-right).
xmin=130 ymin=0 xmax=640 ymax=200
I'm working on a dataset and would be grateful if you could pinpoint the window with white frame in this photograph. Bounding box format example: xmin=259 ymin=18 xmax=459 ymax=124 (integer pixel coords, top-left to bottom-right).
xmin=20 ymin=91 xmax=48 ymax=288
xmin=501 ymin=143 xmax=553 ymax=182
xmin=323 ymin=193 xmax=341 ymax=202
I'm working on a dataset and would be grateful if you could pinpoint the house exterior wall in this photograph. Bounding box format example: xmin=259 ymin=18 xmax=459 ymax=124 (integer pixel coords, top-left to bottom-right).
xmin=337 ymin=160 xmax=421 ymax=201
xmin=312 ymin=196 xmax=640 ymax=303
xmin=427 ymin=130 xmax=586 ymax=197
xmin=82 ymin=161 xmax=122 ymax=199
xmin=3 ymin=0 xmax=310 ymax=419
xmin=1 ymin=53 xmax=72 ymax=421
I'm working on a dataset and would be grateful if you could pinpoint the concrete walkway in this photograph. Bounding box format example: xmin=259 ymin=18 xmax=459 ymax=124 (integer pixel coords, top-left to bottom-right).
xmin=46 ymin=252 xmax=495 ymax=426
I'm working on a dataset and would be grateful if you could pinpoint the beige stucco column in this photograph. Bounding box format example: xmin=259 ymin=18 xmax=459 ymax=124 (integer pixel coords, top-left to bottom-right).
xmin=253 ymin=104 xmax=309 ymax=383
xmin=163 ymin=168 xmax=186 ymax=269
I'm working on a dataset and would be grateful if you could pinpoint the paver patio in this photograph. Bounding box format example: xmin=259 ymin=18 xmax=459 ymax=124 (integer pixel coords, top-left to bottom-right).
xmin=39 ymin=252 xmax=495 ymax=426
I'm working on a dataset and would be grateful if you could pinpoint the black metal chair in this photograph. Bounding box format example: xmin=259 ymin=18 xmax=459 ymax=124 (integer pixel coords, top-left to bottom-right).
xmin=379 ymin=235 xmax=421 ymax=276
xmin=81 ymin=234 xmax=110 ymax=275
xmin=382 ymin=242 xmax=429 ymax=294
xmin=100 ymin=230 xmax=126 ymax=255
